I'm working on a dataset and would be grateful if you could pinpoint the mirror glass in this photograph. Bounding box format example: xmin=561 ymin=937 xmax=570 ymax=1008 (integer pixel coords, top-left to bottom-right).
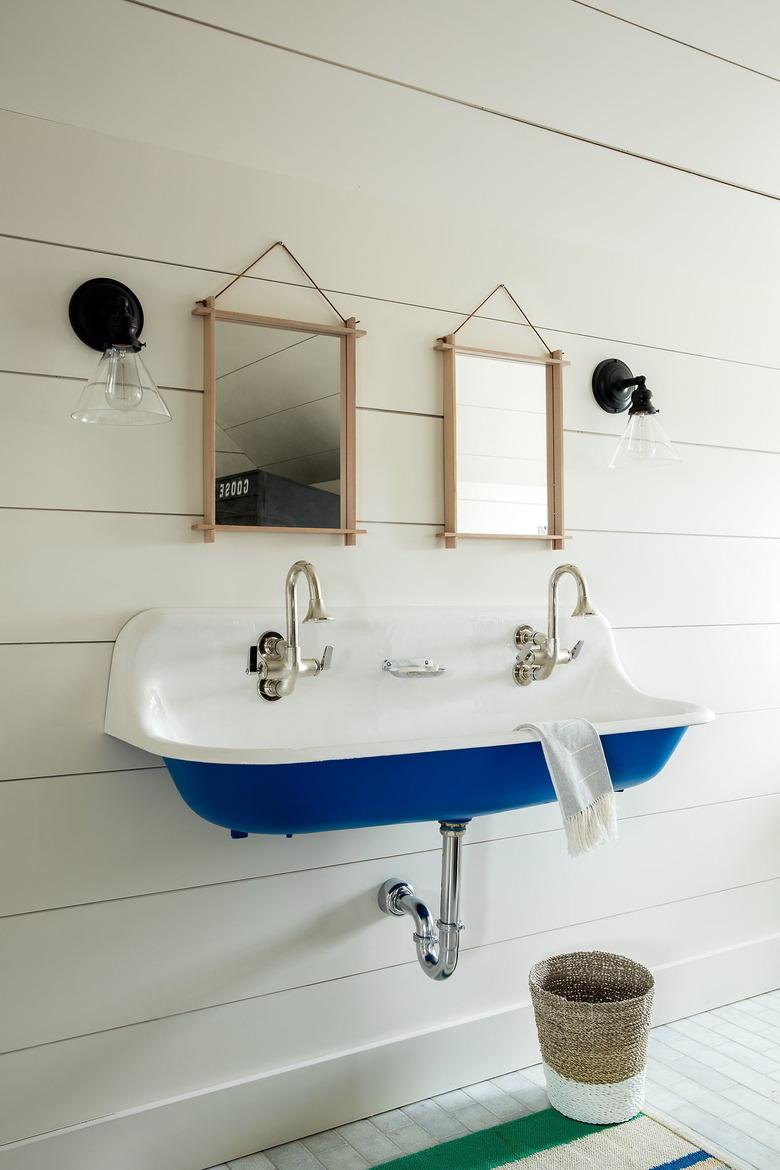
xmin=455 ymin=352 xmax=548 ymax=536
xmin=214 ymin=320 xmax=341 ymax=528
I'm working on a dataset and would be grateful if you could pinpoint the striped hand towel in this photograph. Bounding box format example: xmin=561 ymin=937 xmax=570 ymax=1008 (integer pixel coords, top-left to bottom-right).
xmin=516 ymin=719 xmax=617 ymax=856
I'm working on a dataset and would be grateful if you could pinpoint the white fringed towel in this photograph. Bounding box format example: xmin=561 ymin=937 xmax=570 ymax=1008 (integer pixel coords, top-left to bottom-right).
xmin=516 ymin=719 xmax=617 ymax=856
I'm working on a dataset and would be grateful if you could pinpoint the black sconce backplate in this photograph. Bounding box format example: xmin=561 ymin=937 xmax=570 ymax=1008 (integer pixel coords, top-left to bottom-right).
xmin=592 ymin=358 xmax=635 ymax=414
xmin=68 ymin=278 xmax=144 ymax=351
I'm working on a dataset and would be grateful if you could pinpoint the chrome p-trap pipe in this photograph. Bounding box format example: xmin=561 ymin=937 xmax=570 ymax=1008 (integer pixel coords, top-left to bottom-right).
xmin=377 ymin=821 xmax=467 ymax=981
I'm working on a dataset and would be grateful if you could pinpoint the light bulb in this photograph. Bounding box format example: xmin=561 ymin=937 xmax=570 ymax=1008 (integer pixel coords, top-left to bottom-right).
xmin=103 ymin=349 xmax=145 ymax=412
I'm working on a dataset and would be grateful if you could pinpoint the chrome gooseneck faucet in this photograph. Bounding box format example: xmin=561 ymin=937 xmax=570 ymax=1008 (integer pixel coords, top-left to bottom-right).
xmin=514 ymin=563 xmax=596 ymax=686
xmin=252 ymin=561 xmax=334 ymax=701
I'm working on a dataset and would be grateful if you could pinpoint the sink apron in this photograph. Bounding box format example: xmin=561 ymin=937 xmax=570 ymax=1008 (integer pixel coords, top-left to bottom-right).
xmin=164 ymin=726 xmax=685 ymax=835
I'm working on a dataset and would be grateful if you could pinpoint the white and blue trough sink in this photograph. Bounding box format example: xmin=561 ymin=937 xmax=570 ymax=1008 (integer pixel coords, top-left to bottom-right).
xmin=104 ymin=605 xmax=713 ymax=837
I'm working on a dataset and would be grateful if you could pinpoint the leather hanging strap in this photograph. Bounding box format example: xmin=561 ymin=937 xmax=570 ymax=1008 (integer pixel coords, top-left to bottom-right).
xmin=448 ymin=283 xmax=553 ymax=356
xmin=210 ymin=240 xmax=348 ymax=325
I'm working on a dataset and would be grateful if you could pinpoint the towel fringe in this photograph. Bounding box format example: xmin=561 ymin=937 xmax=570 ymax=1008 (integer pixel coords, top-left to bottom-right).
xmin=564 ymin=790 xmax=618 ymax=857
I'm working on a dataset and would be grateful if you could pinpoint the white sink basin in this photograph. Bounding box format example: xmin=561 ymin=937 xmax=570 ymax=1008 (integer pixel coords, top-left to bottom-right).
xmin=104 ymin=605 xmax=713 ymax=835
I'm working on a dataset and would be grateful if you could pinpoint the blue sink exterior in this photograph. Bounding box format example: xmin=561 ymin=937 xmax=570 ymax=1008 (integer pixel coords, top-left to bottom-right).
xmin=164 ymin=726 xmax=686 ymax=836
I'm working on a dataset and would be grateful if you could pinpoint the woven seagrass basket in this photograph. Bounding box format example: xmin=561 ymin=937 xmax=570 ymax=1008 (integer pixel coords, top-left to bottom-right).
xmin=529 ymin=951 xmax=655 ymax=1124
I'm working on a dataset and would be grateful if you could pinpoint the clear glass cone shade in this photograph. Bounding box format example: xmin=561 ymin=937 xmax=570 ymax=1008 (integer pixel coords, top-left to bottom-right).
xmin=71 ymin=347 xmax=172 ymax=425
xmin=608 ymin=410 xmax=680 ymax=469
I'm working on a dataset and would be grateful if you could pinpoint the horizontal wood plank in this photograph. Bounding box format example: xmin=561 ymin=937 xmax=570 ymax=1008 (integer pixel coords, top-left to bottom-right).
xmin=139 ymin=0 xmax=780 ymax=193
xmin=2 ymin=237 xmax=780 ymax=456
xmin=0 ymin=107 xmax=777 ymax=366
xmin=3 ymin=515 xmax=780 ymax=643
xmin=0 ymin=880 xmax=776 ymax=1146
xmin=0 ymin=796 xmax=776 ymax=1055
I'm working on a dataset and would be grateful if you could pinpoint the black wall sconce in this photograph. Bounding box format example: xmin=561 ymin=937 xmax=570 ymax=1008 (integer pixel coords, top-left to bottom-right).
xmin=592 ymin=359 xmax=679 ymax=469
xmin=68 ymin=278 xmax=171 ymax=425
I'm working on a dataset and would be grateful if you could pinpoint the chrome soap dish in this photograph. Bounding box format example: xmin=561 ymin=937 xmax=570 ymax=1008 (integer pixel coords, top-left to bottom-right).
xmin=382 ymin=658 xmax=447 ymax=679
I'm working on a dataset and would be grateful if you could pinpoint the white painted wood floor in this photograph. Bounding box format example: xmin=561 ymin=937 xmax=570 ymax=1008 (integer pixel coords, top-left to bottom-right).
xmin=211 ymin=990 xmax=780 ymax=1170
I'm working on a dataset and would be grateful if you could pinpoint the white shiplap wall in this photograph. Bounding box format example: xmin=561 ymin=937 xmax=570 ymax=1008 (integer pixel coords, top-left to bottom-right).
xmin=0 ymin=2 xmax=778 ymax=1168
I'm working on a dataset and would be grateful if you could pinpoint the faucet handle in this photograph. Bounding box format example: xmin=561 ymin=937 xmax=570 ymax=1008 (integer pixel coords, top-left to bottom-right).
xmin=570 ymin=639 xmax=584 ymax=661
xmin=514 ymin=624 xmax=540 ymax=650
xmin=318 ymin=645 xmax=334 ymax=673
xmin=513 ymin=656 xmax=536 ymax=686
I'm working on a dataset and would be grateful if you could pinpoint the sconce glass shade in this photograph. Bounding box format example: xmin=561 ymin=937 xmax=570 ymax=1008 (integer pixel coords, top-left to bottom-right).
xmin=71 ymin=347 xmax=172 ymax=425
xmin=609 ymin=409 xmax=680 ymax=469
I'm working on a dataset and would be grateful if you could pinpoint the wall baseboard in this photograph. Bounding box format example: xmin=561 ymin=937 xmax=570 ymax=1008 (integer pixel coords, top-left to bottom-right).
xmin=2 ymin=934 xmax=778 ymax=1170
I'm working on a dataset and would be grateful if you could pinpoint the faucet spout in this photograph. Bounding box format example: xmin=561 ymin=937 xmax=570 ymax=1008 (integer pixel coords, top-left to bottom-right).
xmin=548 ymin=563 xmax=596 ymax=646
xmin=285 ymin=561 xmax=333 ymax=661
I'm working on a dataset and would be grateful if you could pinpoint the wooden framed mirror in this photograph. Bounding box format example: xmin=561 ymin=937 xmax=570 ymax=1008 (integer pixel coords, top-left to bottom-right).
xmin=192 ymin=299 xmax=365 ymax=545
xmin=436 ymin=335 xmax=566 ymax=551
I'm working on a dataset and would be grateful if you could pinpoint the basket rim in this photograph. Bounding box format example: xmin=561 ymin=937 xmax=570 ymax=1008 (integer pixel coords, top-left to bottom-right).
xmin=529 ymin=950 xmax=655 ymax=1007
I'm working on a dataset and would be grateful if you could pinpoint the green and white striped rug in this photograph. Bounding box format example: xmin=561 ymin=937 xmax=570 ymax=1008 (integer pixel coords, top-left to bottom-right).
xmin=376 ymin=1108 xmax=738 ymax=1169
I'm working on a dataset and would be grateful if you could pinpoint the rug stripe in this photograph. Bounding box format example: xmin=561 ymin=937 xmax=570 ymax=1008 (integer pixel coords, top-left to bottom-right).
xmin=651 ymin=1153 xmax=712 ymax=1170
xmin=502 ymin=1118 xmax=716 ymax=1170
xmin=375 ymin=1108 xmax=608 ymax=1169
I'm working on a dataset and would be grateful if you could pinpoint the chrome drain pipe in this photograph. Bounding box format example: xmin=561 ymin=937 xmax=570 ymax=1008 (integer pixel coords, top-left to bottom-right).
xmin=377 ymin=821 xmax=467 ymax=981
